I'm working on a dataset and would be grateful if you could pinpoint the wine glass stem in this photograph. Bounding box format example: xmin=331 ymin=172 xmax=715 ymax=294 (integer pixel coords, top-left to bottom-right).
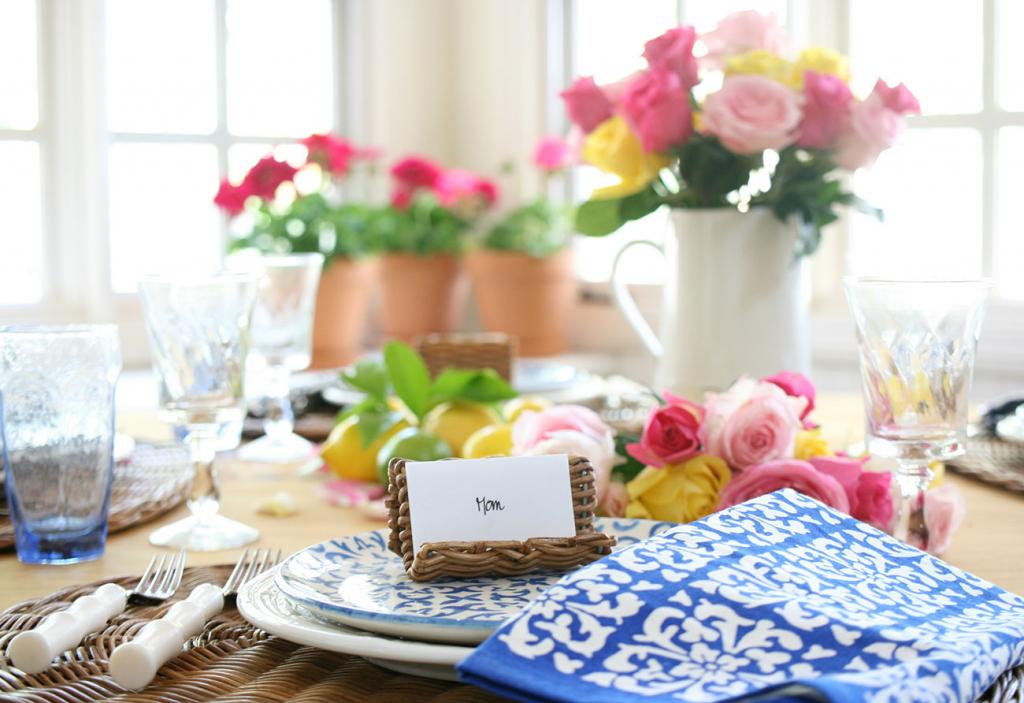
xmin=185 ymin=428 xmax=220 ymax=522
xmin=261 ymin=364 xmax=295 ymax=440
xmin=894 ymin=460 xmax=932 ymax=550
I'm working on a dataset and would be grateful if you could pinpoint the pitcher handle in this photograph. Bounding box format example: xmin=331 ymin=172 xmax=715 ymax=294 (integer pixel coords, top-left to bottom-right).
xmin=610 ymin=240 xmax=664 ymax=358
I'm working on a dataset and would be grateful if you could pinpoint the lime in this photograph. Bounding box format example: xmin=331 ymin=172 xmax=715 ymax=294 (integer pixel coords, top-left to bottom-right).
xmin=376 ymin=427 xmax=453 ymax=485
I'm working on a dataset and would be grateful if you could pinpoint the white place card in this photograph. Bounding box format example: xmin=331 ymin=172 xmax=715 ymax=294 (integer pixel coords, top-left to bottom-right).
xmin=404 ymin=454 xmax=577 ymax=553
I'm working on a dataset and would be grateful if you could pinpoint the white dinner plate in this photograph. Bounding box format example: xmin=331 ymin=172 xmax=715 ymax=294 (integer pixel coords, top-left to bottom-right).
xmin=273 ymin=517 xmax=674 ymax=645
xmin=237 ymin=566 xmax=473 ymax=681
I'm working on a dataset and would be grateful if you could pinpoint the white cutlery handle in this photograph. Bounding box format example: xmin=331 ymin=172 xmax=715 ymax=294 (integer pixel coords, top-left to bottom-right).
xmin=7 ymin=582 xmax=127 ymax=674
xmin=108 ymin=583 xmax=223 ymax=691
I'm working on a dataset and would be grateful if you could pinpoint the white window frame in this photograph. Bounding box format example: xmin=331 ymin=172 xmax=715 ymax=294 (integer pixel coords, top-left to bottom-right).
xmin=0 ymin=0 xmax=359 ymax=365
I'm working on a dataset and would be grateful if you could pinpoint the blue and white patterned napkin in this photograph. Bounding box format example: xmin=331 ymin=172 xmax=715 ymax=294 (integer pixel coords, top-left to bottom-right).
xmin=457 ymin=489 xmax=1024 ymax=703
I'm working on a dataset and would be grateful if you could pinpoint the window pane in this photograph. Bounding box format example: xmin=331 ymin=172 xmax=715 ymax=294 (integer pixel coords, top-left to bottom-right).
xmin=997 ymin=0 xmax=1024 ymax=110
xmin=996 ymin=128 xmax=1024 ymax=300
xmin=0 ymin=0 xmax=38 ymax=129
xmin=106 ymin=0 xmax=217 ymax=134
xmin=226 ymin=0 xmax=334 ymax=136
xmin=849 ymin=1 xmax=981 ymax=115
xmin=0 ymin=142 xmax=43 ymax=303
xmin=107 ymin=143 xmax=221 ymax=292
xmin=848 ymin=129 xmax=982 ymax=279
xmin=574 ymin=0 xmax=678 ymax=84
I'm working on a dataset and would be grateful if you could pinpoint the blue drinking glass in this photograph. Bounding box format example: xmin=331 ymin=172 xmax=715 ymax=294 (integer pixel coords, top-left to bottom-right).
xmin=0 ymin=325 xmax=122 ymax=564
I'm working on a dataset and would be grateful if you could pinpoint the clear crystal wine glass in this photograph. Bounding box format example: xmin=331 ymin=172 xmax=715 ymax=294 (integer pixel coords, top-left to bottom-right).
xmin=235 ymin=253 xmax=324 ymax=463
xmin=844 ymin=278 xmax=991 ymax=550
xmin=138 ymin=272 xmax=259 ymax=551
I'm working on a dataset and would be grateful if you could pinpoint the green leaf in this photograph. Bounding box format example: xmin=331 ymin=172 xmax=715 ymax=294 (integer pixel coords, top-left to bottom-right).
xmin=340 ymin=359 xmax=390 ymax=401
xmin=574 ymin=197 xmax=626 ymax=236
xmin=427 ymin=368 xmax=518 ymax=409
xmin=355 ymin=407 xmax=403 ymax=448
xmin=619 ymin=188 xmax=662 ymax=221
xmin=459 ymin=370 xmax=518 ymax=404
xmin=383 ymin=340 xmax=432 ymax=421
xmin=611 ymin=433 xmax=646 ymax=483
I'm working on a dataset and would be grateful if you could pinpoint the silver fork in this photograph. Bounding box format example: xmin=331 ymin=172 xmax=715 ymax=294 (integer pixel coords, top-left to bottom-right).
xmin=108 ymin=548 xmax=281 ymax=691
xmin=7 ymin=550 xmax=186 ymax=674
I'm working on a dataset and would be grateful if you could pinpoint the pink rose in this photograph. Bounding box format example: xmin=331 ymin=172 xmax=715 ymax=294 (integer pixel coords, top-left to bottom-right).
xmin=560 ymin=76 xmax=614 ymax=133
xmin=796 ymin=71 xmax=853 ymax=149
xmin=719 ymin=459 xmax=850 ymax=513
xmin=643 ymin=26 xmax=699 ymax=90
xmin=924 ymin=484 xmax=966 ymax=555
xmin=435 ymin=169 xmax=499 ymax=209
xmin=620 ymin=69 xmax=692 ymax=153
xmin=533 ymin=135 xmax=571 ymax=172
xmin=701 ymin=75 xmax=802 ymax=155
xmin=809 ymin=456 xmax=894 ymax=530
xmin=832 ymin=79 xmax=917 ymax=171
xmin=241 ymin=156 xmax=298 ymax=200
xmin=701 ymin=377 xmax=803 ymax=471
xmin=600 ymin=480 xmax=629 ymax=518
xmin=627 ymin=392 xmax=703 ymax=467
xmin=872 ymin=79 xmax=921 ymax=115
xmin=762 ymin=370 xmax=816 ymax=420
xmin=512 ymin=405 xmax=616 ymax=501
xmin=700 ymin=11 xmax=789 ymax=70
xmin=213 ymin=178 xmax=252 ymax=216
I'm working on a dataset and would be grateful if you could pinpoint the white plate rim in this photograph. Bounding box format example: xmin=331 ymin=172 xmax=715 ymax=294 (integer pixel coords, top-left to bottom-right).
xmin=237 ymin=566 xmax=474 ymax=665
xmin=274 ymin=517 xmax=675 ymax=640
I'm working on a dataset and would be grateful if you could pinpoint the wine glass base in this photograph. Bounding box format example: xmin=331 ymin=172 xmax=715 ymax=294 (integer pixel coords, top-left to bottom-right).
xmin=149 ymin=514 xmax=260 ymax=552
xmin=237 ymin=432 xmax=315 ymax=463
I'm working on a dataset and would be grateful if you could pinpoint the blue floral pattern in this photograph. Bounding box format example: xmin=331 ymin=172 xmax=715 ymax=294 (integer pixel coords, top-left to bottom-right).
xmin=275 ymin=518 xmax=673 ymax=634
xmin=458 ymin=490 xmax=1024 ymax=703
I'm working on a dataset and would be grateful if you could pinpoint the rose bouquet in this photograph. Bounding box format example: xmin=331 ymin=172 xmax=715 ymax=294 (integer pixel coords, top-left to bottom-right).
xmin=607 ymin=372 xmax=966 ymax=555
xmin=215 ymin=132 xmax=382 ymax=262
xmin=564 ymin=11 xmax=920 ymax=254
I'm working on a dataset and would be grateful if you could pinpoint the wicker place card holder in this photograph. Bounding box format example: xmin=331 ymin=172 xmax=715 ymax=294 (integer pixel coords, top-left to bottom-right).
xmin=385 ymin=455 xmax=616 ymax=582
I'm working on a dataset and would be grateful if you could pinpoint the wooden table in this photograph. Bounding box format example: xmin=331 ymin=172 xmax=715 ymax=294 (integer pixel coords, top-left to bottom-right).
xmin=1 ymin=396 xmax=1023 ymax=608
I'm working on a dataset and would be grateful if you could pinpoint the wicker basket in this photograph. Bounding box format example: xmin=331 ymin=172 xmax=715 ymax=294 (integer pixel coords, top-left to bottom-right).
xmin=415 ymin=333 xmax=515 ymax=381
xmin=385 ymin=455 xmax=616 ymax=581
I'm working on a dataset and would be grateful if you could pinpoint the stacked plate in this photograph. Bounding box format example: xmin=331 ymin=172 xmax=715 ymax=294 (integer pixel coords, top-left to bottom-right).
xmin=237 ymin=517 xmax=673 ymax=680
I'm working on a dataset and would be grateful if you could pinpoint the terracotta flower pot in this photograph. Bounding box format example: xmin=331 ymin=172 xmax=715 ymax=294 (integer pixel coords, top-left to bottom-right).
xmin=311 ymin=257 xmax=377 ymax=368
xmin=466 ymin=248 xmax=577 ymax=356
xmin=377 ymin=253 xmax=468 ymax=342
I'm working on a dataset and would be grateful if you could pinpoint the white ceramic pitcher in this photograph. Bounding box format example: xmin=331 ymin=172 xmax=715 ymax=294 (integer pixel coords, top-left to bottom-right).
xmin=611 ymin=208 xmax=810 ymax=398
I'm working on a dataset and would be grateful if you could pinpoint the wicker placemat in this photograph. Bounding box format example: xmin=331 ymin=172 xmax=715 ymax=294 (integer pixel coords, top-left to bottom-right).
xmin=0 ymin=567 xmax=1020 ymax=702
xmin=0 ymin=566 xmax=507 ymax=702
xmin=948 ymin=435 xmax=1024 ymax=493
xmin=0 ymin=443 xmax=192 ymax=551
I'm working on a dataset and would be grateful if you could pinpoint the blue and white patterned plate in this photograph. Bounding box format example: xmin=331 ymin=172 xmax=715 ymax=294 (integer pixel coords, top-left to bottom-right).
xmin=274 ymin=517 xmax=673 ymax=644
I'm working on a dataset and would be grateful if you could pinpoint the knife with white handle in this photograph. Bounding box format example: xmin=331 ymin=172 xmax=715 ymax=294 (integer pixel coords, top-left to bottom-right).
xmin=107 ymin=548 xmax=280 ymax=691
xmin=7 ymin=551 xmax=185 ymax=675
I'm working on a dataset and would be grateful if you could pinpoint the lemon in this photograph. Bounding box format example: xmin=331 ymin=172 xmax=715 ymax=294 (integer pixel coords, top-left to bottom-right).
xmin=422 ymin=401 xmax=500 ymax=457
xmin=321 ymin=416 xmax=410 ymax=482
xmin=462 ymin=424 xmax=514 ymax=459
xmin=502 ymin=396 xmax=551 ymax=422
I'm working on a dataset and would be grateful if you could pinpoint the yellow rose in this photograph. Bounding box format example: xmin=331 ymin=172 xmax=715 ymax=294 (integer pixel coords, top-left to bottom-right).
xmin=724 ymin=50 xmax=798 ymax=88
xmin=791 ymin=47 xmax=850 ymax=87
xmin=794 ymin=428 xmax=833 ymax=460
xmin=930 ymin=460 xmax=945 ymax=487
xmin=625 ymin=455 xmax=731 ymax=523
xmin=582 ymin=116 xmax=669 ymax=199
